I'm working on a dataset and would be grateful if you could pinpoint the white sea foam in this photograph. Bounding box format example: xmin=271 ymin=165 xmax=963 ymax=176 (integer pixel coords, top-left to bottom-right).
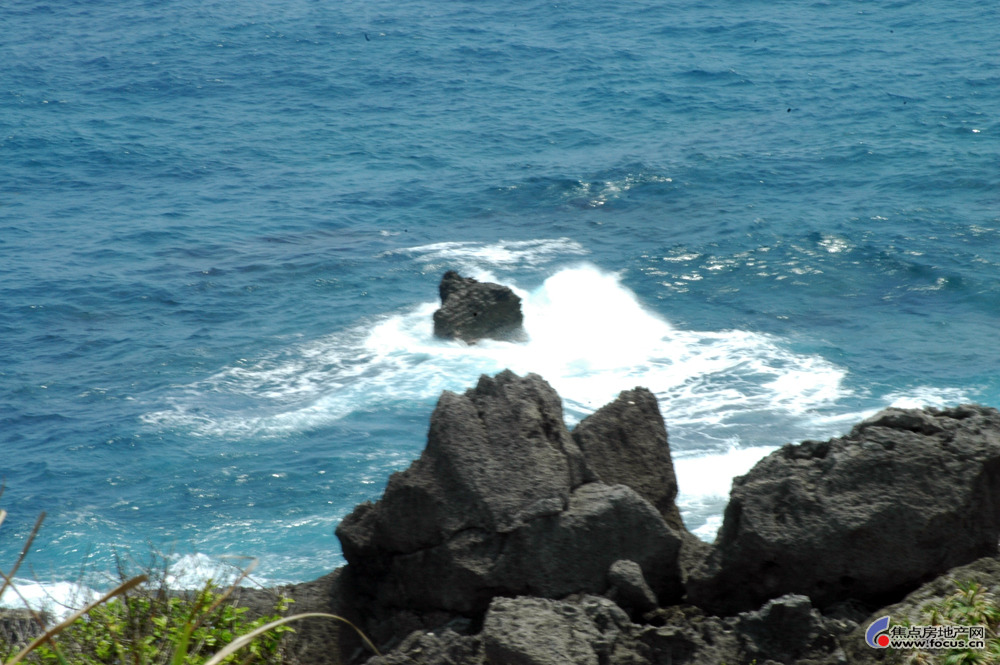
xmin=162 ymin=552 xmax=251 ymax=589
xmin=0 ymin=580 xmax=99 ymax=621
xmin=674 ymin=444 xmax=779 ymax=542
xmin=143 ymin=240 xmax=972 ymax=542
xmin=381 ymin=237 xmax=588 ymax=275
xmin=887 ymin=386 xmax=971 ymax=409
xmin=143 ymin=262 xmax=852 ymax=442
xmin=0 ymin=553 xmax=272 ymax=621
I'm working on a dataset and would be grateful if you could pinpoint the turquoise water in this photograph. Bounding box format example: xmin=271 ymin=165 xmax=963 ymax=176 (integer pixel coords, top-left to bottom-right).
xmin=2 ymin=0 xmax=998 ymax=599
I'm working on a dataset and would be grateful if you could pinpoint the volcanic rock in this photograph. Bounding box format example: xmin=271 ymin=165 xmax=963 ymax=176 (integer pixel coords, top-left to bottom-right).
xmin=0 ymin=609 xmax=47 ymax=653
xmin=687 ymin=404 xmax=1000 ymax=615
xmin=432 ymin=271 xmax=525 ymax=343
xmin=607 ymin=559 xmax=659 ymax=616
xmin=335 ymin=370 xmax=686 ymax=616
xmin=572 ymin=388 xmax=684 ymax=530
xmin=482 ymin=595 xmax=633 ymax=665
xmin=735 ymin=594 xmax=840 ymax=664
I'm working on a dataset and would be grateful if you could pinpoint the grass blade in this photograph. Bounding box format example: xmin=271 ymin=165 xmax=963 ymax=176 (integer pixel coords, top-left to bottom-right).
xmin=6 ymin=574 xmax=149 ymax=664
xmin=0 ymin=567 xmax=55 ymax=638
xmin=201 ymin=613 xmax=380 ymax=665
xmin=0 ymin=512 xmax=45 ymax=600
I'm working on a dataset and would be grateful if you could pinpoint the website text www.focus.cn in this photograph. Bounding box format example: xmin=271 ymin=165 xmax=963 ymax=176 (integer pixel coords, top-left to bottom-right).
xmin=866 ymin=616 xmax=987 ymax=650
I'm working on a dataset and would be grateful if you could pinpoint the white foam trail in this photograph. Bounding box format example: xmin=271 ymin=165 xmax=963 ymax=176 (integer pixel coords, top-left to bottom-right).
xmin=143 ymin=263 xmax=853 ymax=443
xmin=162 ymin=553 xmax=249 ymax=589
xmin=381 ymin=237 xmax=588 ymax=276
xmin=887 ymin=386 xmax=971 ymax=409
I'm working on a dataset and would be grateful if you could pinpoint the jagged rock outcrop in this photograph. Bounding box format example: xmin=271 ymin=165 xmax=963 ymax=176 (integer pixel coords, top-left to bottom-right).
xmin=289 ymin=370 xmax=1000 ymax=665
xmin=432 ymin=271 xmax=525 ymax=343
xmin=607 ymin=559 xmax=659 ymax=616
xmin=572 ymin=388 xmax=684 ymax=531
xmin=687 ymin=404 xmax=1000 ymax=615
xmin=364 ymin=595 xmax=647 ymax=665
xmin=361 ymin=591 xmax=859 ymax=665
xmin=335 ymin=371 xmax=687 ymax=617
xmin=735 ymin=594 xmax=847 ymax=664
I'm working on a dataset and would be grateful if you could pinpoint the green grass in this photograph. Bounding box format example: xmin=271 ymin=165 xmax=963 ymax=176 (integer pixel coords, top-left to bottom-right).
xmin=0 ymin=502 xmax=378 ymax=665
xmin=895 ymin=580 xmax=1000 ymax=665
xmin=10 ymin=577 xmax=294 ymax=665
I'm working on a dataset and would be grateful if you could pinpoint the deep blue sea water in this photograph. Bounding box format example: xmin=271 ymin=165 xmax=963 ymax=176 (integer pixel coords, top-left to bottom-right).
xmin=2 ymin=0 xmax=999 ymax=606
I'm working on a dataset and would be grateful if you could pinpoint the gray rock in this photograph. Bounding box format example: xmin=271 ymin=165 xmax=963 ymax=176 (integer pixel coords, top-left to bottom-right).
xmin=572 ymin=388 xmax=684 ymax=531
xmin=432 ymin=271 xmax=525 ymax=343
xmin=482 ymin=596 xmax=631 ymax=665
xmin=0 ymin=608 xmax=47 ymax=652
xmin=336 ymin=370 xmax=582 ymax=550
xmin=736 ymin=594 xmax=840 ymax=664
xmin=607 ymin=560 xmax=659 ymax=616
xmin=245 ymin=570 xmax=367 ymax=665
xmin=687 ymin=405 xmax=1000 ymax=615
xmin=637 ymin=606 xmax=742 ymax=665
xmin=364 ymin=628 xmax=485 ymax=665
xmin=498 ymin=483 xmax=684 ymax=604
xmin=336 ymin=371 xmax=685 ymax=616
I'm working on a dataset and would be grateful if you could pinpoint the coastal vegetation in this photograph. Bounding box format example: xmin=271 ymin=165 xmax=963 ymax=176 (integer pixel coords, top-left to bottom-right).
xmin=0 ymin=506 xmax=376 ymax=665
xmin=900 ymin=581 xmax=1000 ymax=665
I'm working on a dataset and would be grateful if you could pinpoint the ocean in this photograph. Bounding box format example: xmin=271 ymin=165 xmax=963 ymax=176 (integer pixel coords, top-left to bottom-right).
xmin=2 ymin=0 xmax=998 ymax=609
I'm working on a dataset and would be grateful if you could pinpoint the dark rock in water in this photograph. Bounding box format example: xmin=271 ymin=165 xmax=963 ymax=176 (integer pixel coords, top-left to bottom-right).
xmin=432 ymin=271 xmax=525 ymax=343
xmin=336 ymin=370 xmax=686 ymax=616
xmin=687 ymin=404 xmax=1000 ymax=615
xmin=572 ymin=388 xmax=684 ymax=531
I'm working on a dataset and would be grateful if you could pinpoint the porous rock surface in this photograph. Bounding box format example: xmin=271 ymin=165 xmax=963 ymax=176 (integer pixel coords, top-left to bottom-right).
xmin=572 ymin=387 xmax=684 ymax=531
xmin=273 ymin=377 xmax=1000 ymax=665
xmin=335 ymin=370 xmax=686 ymax=616
xmin=432 ymin=271 xmax=525 ymax=343
xmin=687 ymin=404 xmax=1000 ymax=615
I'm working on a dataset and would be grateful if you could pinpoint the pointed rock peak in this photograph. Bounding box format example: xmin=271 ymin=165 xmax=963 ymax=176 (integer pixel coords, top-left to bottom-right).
xmin=572 ymin=387 xmax=684 ymax=530
xmin=336 ymin=371 xmax=686 ymax=615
